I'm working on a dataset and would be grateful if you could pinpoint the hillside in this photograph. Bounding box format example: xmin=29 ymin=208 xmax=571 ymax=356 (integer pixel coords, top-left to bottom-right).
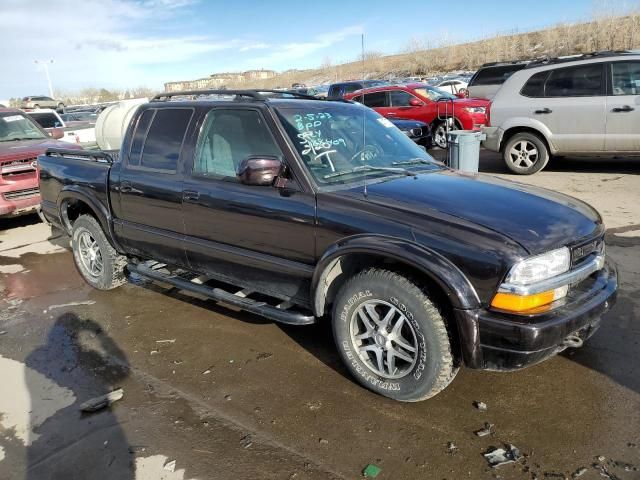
xmin=226 ymin=14 xmax=640 ymax=89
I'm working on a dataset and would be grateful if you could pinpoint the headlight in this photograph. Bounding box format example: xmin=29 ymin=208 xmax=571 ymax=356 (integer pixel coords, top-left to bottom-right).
xmin=506 ymin=247 xmax=570 ymax=285
xmin=463 ymin=106 xmax=486 ymax=114
xmin=491 ymin=247 xmax=570 ymax=314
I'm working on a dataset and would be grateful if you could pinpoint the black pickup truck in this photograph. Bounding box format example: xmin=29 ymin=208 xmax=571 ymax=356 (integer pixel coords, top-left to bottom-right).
xmin=38 ymin=90 xmax=617 ymax=401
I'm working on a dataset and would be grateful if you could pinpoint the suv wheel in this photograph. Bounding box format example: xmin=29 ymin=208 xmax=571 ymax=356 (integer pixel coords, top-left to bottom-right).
xmin=503 ymin=132 xmax=549 ymax=175
xmin=71 ymin=215 xmax=127 ymax=290
xmin=57 ymin=103 xmax=65 ymax=111
xmin=332 ymin=269 xmax=457 ymax=401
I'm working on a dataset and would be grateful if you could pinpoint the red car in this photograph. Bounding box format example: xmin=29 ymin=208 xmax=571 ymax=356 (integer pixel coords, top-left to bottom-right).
xmin=0 ymin=108 xmax=79 ymax=218
xmin=345 ymin=83 xmax=489 ymax=149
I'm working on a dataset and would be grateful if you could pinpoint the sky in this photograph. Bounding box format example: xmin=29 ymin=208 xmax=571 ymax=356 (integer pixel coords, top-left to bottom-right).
xmin=0 ymin=0 xmax=631 ymax=98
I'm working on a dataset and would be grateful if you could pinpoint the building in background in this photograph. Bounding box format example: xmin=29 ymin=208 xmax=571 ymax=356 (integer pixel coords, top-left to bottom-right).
xmin=164 ymin=69 xmax=277 ymax=92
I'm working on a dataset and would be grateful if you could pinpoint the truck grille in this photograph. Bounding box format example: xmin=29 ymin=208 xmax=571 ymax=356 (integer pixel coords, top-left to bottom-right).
xmin=571 ymin=235 xmax=604 ymax=267
xmin=3 ymin=187 xmax=40 ymax=201
xmin=0 ymin=157 xmax=38 ymax=177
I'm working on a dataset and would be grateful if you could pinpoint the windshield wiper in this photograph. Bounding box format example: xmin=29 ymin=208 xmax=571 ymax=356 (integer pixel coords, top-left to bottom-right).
xmin=323 ymin=164 xmax=417 ymax=179
xmin=391 ymin=158 xmax=433 ymax=166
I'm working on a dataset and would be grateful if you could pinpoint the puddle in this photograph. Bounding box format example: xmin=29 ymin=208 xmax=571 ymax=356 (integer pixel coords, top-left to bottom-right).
xmin=0 ymin=355 xmax=76 ymax=446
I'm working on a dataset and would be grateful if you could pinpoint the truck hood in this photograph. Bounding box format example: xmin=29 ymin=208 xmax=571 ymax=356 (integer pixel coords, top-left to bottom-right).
xmin=336 ymin=169 xmax=602 ymax=255
xmin=0 ymin=138 xmax=76 ymax=161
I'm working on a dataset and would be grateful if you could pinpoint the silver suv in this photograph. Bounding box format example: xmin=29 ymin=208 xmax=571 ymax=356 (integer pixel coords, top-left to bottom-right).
xmin=482 ymin=51 xmax=640 ymax=174
xmin=21 ymin=96 xmax=65 ymax=111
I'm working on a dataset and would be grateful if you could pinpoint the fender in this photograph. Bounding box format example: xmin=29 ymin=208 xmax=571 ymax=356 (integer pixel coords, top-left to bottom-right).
xmin=56 ymin=186 xmax=125 ymax=253
xmin=311 ymin=234 xmax=481 ymax=316
xmin=499 ymin=117 xmax=557 ymax=153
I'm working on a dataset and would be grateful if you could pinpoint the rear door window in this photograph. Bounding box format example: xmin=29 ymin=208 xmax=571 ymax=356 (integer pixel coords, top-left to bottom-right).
xmin=363 ymin=91 xmax=388 ymax=107
xmin=128 ymin=108 xmax=193 ymax=172
xmin=389 ymin=90 xmax=414 ymax=106
xmin=544 ymin=64 xmax=604 ymax=97
xmin=611 ymin=61 xmax=640 ymax=95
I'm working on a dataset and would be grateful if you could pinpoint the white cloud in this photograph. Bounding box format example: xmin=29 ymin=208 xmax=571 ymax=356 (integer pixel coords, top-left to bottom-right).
xmin=0 ymin=0 xmax=363 ymax=96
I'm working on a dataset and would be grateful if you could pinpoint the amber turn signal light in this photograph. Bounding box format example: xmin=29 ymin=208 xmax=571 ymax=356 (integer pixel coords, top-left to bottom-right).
xmin=490 ymin=290 xmax=555 ymax=313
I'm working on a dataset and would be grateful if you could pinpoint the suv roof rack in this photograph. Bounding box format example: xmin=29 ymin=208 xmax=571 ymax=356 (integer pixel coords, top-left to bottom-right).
xmin=151 ymin=89 xmax=322 ymax=102
xmin=479 ymin=60 xmax=530 ymax=68
xmin=525 ymin=50 xmax=634 ymax=68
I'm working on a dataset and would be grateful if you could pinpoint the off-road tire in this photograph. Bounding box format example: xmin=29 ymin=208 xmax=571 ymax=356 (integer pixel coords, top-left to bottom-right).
xmin=502 ymin=132 xmax=550 ymax=175
xmin=332 ymin=268 xmax=457 ymax=401
xmin=71 ymin=215 xmax=127 ymax=290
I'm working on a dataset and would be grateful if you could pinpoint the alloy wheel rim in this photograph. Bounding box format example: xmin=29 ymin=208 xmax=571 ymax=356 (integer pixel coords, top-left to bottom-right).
xmin=349 ymin=300 xmax=419 ymax=379
xmin=509 ymin=140 xmax=539 ymax=168
xmin=78 ymin=231 xmax=103 ymax=277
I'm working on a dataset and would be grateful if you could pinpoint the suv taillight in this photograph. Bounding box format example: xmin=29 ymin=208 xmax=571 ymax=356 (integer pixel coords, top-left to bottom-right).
xmin=486 ymin=101 xmax=492 ymax=127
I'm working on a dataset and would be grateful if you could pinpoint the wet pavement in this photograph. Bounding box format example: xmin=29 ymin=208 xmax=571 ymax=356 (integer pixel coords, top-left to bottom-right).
xmin=0 ymin=153 xmax=639 ymax=480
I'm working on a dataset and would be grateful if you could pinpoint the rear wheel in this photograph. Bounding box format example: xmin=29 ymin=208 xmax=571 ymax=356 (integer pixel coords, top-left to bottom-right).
xmin=57 ymin=103 xmax=65 ymax=111
xmin=332 ymin=268 xmax=457 ymax=401
xmin=71 ymin=215 xmax=127 ymax=290
xmin=503 ymin=132 xmax=549 ymax=175
xmin=33 ymin=104 xmax=40 ymax=109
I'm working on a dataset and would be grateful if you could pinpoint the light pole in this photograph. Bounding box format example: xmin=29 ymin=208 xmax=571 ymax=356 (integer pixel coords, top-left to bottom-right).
xmin=34 ymin=60 xmax=54 ymax=98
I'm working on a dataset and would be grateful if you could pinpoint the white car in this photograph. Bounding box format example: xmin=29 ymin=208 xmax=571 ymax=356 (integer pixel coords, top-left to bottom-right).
xmin=482 ymin=51 xmax=640 ymax=174
xmin=435 ymin=79 xmax=468 ymax=95
xmin=27 ymin=109 xmax=96 ymax=146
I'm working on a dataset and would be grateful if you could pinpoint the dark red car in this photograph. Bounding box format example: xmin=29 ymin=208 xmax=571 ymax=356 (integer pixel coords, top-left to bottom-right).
xmin=345 ymin=83 xmax=489 ymax=148
xmin=0 ymin=108 xmax=78 ymax=218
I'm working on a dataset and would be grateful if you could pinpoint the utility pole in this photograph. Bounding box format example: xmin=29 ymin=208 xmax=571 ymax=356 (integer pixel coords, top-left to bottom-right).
xmin=35 ymin=60 xmax=54 ymax=97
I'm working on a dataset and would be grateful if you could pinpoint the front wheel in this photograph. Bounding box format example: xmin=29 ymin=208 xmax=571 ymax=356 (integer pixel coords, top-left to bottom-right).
xmin=432 ymin=119 xmax=459 ymax=149
xmin=503 ymin=132 xmax=549 ymax=175
xmin=332 ymin=269 xmax=457 ymax=401
xmin=72 ymin=215 xmax=127 ymax=290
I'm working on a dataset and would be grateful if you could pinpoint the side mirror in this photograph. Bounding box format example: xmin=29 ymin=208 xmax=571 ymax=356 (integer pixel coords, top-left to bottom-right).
xmin=409 ymin=98 xmax=424 ymax=107
xmin=49 ymin=128 xmax=64 ymax=140
xmin=237 ymin=156 xmax=283 ymax=186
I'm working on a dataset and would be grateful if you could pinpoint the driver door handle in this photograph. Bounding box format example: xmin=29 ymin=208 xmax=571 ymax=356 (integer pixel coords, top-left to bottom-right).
xmin=534 ymin=108 xmax=552 ymax=114
xmin=120 ymin=180 xmax=132 ymax=193
xmin=385 ymin=112 xmax=397 ymax=116
xmin=612 ymin=105 xmax=634 ymax=112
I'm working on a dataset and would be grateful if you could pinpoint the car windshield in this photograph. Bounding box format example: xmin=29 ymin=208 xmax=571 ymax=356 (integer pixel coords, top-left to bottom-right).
xmin=276 ymin=102 xmax=440 ymax=188
xmin=413 ymin=86 xmax=457 ymax=101
xmin=0 ymin=113 xmax=47 ymax=142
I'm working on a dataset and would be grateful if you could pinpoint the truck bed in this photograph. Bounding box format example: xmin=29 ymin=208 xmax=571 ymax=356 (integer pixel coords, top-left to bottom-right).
xmin=38 ymin=148 xmax=115 ymax=230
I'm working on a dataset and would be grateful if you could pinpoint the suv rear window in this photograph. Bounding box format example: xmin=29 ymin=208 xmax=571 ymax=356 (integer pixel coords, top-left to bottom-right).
xmin=469 ymin=64 xmax=526 ymax=86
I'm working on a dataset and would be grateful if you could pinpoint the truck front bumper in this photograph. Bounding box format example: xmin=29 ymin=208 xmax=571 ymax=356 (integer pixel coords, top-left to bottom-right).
xmin=0 ymin=193 xmax=41 ymax=218
xmin=455 ymin=260 xmax=617 ymax=371
xmin=481 ymin=126 xmax=503 ymax=152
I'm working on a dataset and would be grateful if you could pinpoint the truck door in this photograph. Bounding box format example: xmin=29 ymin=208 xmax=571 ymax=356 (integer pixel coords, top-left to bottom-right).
xmin=605 ymin=60 xmax=640 ymax=152
xmin=181 ymin=106 xmax=316 ymax=305
xmin=112 ymin=106 xmax=195 ymax=267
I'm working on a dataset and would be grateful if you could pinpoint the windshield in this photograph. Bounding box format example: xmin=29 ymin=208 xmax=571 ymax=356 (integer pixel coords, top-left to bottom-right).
xmin=0 ymin=113 xmax=47 ymax=142
xmin=413 ymin=86 xmax=456 ymax=101
xmin=29 ymin=112 xmax=62 ymax=129
xmin=276 ymin=102 xmax=440 ymax=188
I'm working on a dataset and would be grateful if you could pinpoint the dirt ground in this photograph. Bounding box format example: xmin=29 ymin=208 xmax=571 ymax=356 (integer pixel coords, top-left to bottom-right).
xmin=0 ymin=151 xmax=638 ymax=480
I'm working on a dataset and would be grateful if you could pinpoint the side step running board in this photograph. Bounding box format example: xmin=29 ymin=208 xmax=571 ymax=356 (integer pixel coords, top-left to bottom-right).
xmin=127 ymin=263 xmax=316 ymax=326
